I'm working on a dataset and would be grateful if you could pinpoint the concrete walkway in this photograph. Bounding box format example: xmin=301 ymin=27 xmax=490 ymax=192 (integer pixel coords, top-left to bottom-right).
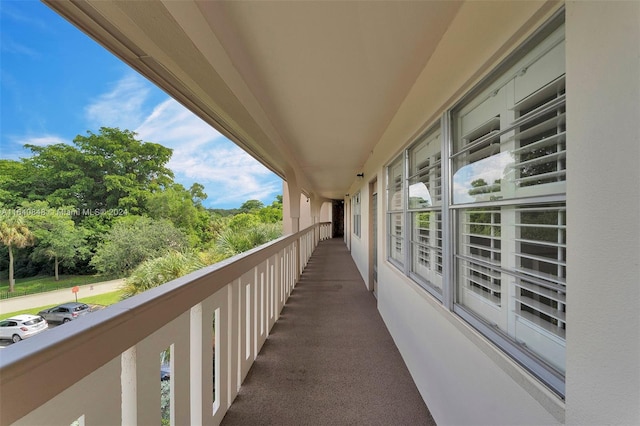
xmin=221 ymin=238 xmax=435 ymax=425
xmin=0 ymin=279 xmax=124 ymax=314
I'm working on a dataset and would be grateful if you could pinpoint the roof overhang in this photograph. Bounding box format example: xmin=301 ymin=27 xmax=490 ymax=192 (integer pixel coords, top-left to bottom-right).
xmin=43 ymin=0 xmax=462 ymax=200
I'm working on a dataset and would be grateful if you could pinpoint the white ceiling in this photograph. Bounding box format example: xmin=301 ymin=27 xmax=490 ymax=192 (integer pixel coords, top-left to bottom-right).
xmin=44 ymin=0 xmax=462 ymax=200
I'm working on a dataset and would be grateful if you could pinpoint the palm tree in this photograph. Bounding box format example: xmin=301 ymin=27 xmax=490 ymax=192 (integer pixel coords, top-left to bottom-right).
xmin=0 ymin=213 xmax=35 ymax=292
xmin=120 ymin=251 xmax=205 ymax=299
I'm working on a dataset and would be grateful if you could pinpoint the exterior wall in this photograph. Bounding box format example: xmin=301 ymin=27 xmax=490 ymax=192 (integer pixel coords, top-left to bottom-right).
xmin=283 ymin=181 xmax=333 ymax=235
xmin=299 ymin=194 xmax=312 ymax=230
xmin=349 ymin=186 xmax=370 ymax=290
xmin=319 ymin=202 xmax=331 ymax=222
xmin=282 ymin=181 xmax=294 ymax=234
xmin=565 ymin=2 xmax=640 ymax=424
xmin=377 ymin=266 xmax=560 ymax=425
xmin=344 ymin=1 xmax=639 ymax=424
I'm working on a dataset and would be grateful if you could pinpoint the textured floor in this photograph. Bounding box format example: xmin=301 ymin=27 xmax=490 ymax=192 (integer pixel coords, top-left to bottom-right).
xmin=221 ymin=238 xmax=436 ymax=426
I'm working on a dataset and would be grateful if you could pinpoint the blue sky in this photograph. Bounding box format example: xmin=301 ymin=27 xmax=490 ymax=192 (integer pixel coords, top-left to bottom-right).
xmin=0 ymin=1 xmax=282 ymax=209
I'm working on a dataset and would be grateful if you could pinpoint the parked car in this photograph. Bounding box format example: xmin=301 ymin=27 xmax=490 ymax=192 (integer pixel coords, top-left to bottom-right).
xmin=160 ymin=364 xmax=171 ymax=381
xmin=0 ymin=314 xmax=48 ymax=343
xmin=38 ymin=302 xmax=91 ymax=323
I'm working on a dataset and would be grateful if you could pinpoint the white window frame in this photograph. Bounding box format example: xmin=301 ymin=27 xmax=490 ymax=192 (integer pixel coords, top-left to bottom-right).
xmin=383 ymin=12 xmax=566 ymax=397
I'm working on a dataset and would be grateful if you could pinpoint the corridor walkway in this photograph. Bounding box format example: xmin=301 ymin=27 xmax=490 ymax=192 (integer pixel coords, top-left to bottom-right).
xmin=222 ymin=238 xmax=436 ymax=425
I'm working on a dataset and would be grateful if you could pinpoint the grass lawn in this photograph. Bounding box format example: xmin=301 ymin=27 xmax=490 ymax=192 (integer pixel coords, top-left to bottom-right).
xmin=0 ymin=275 xmax=116 ymax=299
xmin=0 ymin=290 xmax=123 ymax=321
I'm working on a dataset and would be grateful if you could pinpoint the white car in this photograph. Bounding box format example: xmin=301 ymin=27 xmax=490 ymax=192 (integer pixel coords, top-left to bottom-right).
xmin=0 ymin=314 xmax=48 ymax=343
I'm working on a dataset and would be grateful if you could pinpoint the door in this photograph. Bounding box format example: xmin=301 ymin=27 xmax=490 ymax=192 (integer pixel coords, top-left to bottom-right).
xmin=369 ymin=179 xmax=378 ymax=297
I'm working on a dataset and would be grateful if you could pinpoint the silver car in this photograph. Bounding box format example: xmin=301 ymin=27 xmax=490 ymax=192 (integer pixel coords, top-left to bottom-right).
xmin=0 ymin=314 xmax=48 ymax=343
xmin=38 ymin=302 xmax=91 ymax=323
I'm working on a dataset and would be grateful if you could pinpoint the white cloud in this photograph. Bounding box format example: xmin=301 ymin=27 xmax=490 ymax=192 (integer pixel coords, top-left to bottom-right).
xmin=452 ymin=151 xmax=514 ymax=204
xmin=135 ymin=97 xmax=281 ymax=208
xmin=83 ymin=73 xmax=281 ymax=208
xmin=20 ymin=135 xmax=67 ymax=146
xmin=84 ymin=73 xmax=150 ymax=130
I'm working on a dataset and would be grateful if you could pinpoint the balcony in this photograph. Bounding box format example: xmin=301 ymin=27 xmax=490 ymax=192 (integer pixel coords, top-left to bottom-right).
xmin=0 ymin=223 xmax=432 ymax=425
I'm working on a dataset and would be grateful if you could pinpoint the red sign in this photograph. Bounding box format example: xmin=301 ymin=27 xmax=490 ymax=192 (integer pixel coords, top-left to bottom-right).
xmin=72 ymin=286 xmax=80 ymax=294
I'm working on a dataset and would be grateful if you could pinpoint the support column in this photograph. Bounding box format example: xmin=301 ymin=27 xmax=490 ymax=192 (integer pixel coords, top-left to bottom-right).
xmin=283 ymin=179 xmax=300 ymax=234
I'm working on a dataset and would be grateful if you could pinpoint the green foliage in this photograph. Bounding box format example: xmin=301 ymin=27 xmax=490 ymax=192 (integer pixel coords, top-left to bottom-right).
xmin=91 ymin=216 xmax=187 ymax=276
xmin=228 ymin=213 xmax=261 ymax=231
xmin=0 ymin=160 xmax=29 ymax=207
xmin=257 ymin=206 xmax=283 ymax=223
xmin=211 ymin=222 xmax=282 ymax=260
xmin=161 ymin=380 xmax=171 ymax=426
xmin=0 ymin=290 xmax=123 ymax=321
xmin=520 ymin=209 xmax=560 ymax=242
xmin=207 ymin=208 xmax=240 ymax=217
xmin=72 ymin=127 xmax=174 ymax=212
xmin=1 ymin=123 xmax=285 ymax=290
xmin=468 ymin=178 xmax=501 ymax=196
xmin=24 ymin=201 xmax=89 ymax=280
xmin=416 ymin=212 xmax=431 ymax=229
xmin=468 ymin=209 xmax=501 ymax=237
xmin=0 ymin=274 xmax=112 ymax=295
xmin=5 ymin=127 xmax=173 ymax=213
xmin=120 ymin=251 xmax=204 ymax=299
xmin=189 ymin=183 xmax=207 ymax=207
xmin=239 ymin=199 xmax=264 ymax=213
xmin=0 ymin=211 xmax=35 ymax=291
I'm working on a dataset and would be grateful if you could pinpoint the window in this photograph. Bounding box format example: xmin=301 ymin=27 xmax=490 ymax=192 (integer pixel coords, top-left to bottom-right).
xmin=452 ymin=23 xmax=566 ymax=381
xmin=352 ymin=192 xmax=361 ymax=237
xmin=384 ymin=17 xmax=566 ymax=396
xmin=408 ymin=128 xmax=443 ymax=294
xmin=386 ymin=125 xmax=443 ymax=298
xmin=386 ymin=156 xmax=404 ymax=266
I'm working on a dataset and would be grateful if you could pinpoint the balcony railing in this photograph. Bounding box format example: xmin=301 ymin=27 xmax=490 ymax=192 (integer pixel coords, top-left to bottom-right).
xmin=0 ymin=222 xmax=332 ymax=426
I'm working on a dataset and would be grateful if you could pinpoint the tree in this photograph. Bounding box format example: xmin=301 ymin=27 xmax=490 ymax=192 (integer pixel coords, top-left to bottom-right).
xmin=72 ymin=127 xmax=174 ymax=212
xmin=257 ymin=196 xmax=283 ymax=223
xmin=120 ymin=251 xmax=204 ymax=299
xmin=228 ymin=213 xmax=261 ymax=231
xmin=26 ymin=203 xmax=88 ymax=281
xmin=19 ymin=127 xmax=174 ymax=213
xmin=21 ymin=143 xmax=89 ymax=208
xmin=0 ymin=160 xmax=30 ymax=207
xmin=239 ymin=199 xmax=264 ymax=214
xmin=210 ymin=221 xmax=282 ymax=260
xmin=468 ymin=178 xmax=500 ymax=196
xmin=257 ymin=206 xmax=282 ymax=223
xmin=0 ymin=212 xmax=34 ymax=292
xmin=91 ymin=216 xmax=187 ymax=276
xmin=189 ymin=183 xmax=207 ymax=207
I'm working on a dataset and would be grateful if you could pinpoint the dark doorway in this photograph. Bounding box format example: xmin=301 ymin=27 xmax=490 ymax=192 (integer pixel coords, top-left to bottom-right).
xmin=332 ymin=200 xmax=344 ymax=238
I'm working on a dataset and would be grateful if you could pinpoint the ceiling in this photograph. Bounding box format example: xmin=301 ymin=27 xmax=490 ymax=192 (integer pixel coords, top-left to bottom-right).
xmin=44 ymin=0 xmax=462 ymax=200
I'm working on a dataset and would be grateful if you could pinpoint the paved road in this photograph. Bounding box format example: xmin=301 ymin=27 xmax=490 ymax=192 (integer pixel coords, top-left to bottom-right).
xmin=0 ymin=279 xmax=124 ymax=314
xmin=0 ymin=279 xmax=122 ymax=348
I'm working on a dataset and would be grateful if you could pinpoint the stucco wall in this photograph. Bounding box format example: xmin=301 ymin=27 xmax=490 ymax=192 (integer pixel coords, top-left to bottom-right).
xmin=345 ymin=2 xmax=640 ymax=424
xmin=348 ymin=185 xmax=370 ymax=291
xmin=377 ymin=266 xmax=560 ymax=425
xmin=565 ymin=2 xmax=640 ymax=424
xmin=351 ymin=2 xmax=571 ymax=424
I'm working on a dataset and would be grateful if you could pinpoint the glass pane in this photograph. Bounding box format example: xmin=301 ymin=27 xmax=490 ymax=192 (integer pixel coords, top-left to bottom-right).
xmin=388 ymin=212 xmax=403 ymax=264
xmin=455 ymin=204 xmax=566 ymax=373
xmin=410 ymin=212 xmax=442 ymax=292
xmin=409 ymin=130 xmax=441 ymax=208
xmin=452 ymin=77 xmax=566 ymax=205
xmin=387 ymin=157 xmax=403 ymax=211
